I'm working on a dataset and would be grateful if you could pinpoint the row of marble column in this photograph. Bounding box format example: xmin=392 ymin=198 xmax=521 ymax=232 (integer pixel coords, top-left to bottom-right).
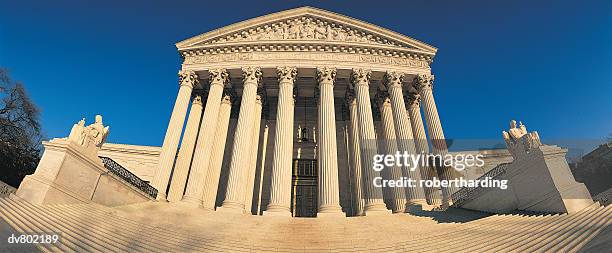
xmin=151 ymin=67 xmax=454 ymax=217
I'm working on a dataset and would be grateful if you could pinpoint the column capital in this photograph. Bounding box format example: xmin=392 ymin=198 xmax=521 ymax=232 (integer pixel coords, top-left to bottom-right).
xmin=350 ymin=68 xmax=372 ymax=87
xmin=221 ymin=88 xmax=235 ymax=105
xmin=242 ymin=67 xmax=263 ymax=84
xmin=277 ymin=66 xmax=298 ymax=83
xmin=178 ymin=70 xmax=199 ymax=88
xmin=414 ymin=74 xmax=435 ymax=91
xmin=383 ymin=71 xmax=405 ymax=89
xmin=316 ymin=67 xmax=337 ymax=85
xmin=209 ymin=68 xmax=230 ymax=87
xmin=375 ymin=90 xmax=392 ymax=109
xmin=191 ymin=94 xmax=203 ymax=106
xmin=406 ymin=91 xmax=421 ymax=108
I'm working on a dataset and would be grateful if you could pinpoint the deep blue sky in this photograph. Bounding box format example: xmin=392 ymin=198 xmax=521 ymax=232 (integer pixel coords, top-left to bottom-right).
xmin=1 ymin=0 xmax=610 ymax=149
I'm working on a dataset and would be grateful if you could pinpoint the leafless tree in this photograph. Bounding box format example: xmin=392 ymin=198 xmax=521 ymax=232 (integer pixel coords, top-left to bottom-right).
xmin=0 ymin=68 xmax=43 ymax=187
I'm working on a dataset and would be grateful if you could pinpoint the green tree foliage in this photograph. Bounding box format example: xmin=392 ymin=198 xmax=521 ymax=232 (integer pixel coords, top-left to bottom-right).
xmin=0 ymin=68 xmax=43 ymax=187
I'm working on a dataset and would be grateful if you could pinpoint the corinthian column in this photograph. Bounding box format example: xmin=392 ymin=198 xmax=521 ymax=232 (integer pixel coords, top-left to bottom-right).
xmin=407 ymin=91 xmax=440 ymax=205
xmin=383 ymin=72 xmax=426 ymax=206
xmin=315 ymin=67 xmax=344 ymax=217
xmin=201 ymin=90 xmax=233 ymax=210
xmin=244 ymin=92 xmax=264 ymax=214
xmin=351 ymin=69 xmax=390 ymax=215
xmin=265 ymin=66 xmax=297 ymax=216
xmin=167 ymin=94 xmax=204 ymax=202
xmin=346 ymin=91 xmax=364 ymax=216
xmin=414 ymin=74 xmax=456 ymax=207
xmin=181 ymin=69 xmax=229 ymax=205
xmin=152 ymin=70 xmax=197 ymax=200
xmin=375 ymin=91 xmax=407 ymax=213
xmin=219 ymin=67 xmax=262 ymax=213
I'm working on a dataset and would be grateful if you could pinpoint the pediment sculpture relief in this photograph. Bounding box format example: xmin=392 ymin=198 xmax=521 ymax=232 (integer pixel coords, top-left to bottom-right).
xmin=201 ymin=16 xmax=411 ymax=49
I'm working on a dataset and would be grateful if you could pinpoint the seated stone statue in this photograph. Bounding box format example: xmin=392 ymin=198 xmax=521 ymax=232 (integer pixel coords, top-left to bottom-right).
xmin=502 ymin=119 xmax=542 ymax=158
xmin=68 ymin=118 xmax=86 ymax=145
xmin=67 ymin=115 xmax=110 ymax=152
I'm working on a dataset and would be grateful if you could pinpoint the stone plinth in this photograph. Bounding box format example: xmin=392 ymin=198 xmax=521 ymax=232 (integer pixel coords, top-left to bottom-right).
xmin=459 ymin=145 xmax=593 ymax=214
xmin=16 ymin=138 xmax=152 ymax=206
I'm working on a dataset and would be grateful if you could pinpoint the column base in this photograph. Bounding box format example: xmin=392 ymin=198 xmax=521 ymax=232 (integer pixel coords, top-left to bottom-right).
xmin=317 ymin=205 xmax=346 ymax=218
xmin=217 ymin=201 xmax=247 ymax=214
xmin=263 ymin=210 xmax=292 ymax=217
xmin=364 ymin=203 xmax=392 ymax=216
xmin=404 ymin=202 xmax=425 ymax=214
xmin=364 ymin=209 xmax=392 ymax=216
xmin=392 ymin=200 xmax=407 ymax=213
xmin=317 ymin=211 xmax=346 ymax=218
xmin=180 ymin=195 xmax=202 ymax=207
xmin=263 ymin=205 xmax=292 ymax=217
xmin=155 ymin=193 xmax=168 ymax=202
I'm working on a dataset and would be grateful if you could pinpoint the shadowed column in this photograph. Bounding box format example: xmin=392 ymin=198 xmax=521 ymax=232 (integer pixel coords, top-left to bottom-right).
xmin=219 ymin=67 xmax=262 ymax=213
xmin=201 ymin=90 xmax=233 ymax=210
xmin=167 ymin=94 xmax=203 ymax=202
xmin=351 ymin=68 xmax=390 ymax=215
xmin=346 ymin=91 xmax=365 ymax=216
xmin=315 ymin=67 xmax=344 ymax=217
xmin=152 ymin=70 xmax=197 ymax=201
xmin=181 ymin=69 xmax=229 ymax=205
xmin=244 ymin=92 xmax=264 ymax=214
xmin=265 ymin=66 xmax=297 ymax=216
xmin=414 ymin=74 xmax=455 ymax=207
xmin=384 ymin=72 xmax=426 ymax=207
xmin=376 ymin=91 xmax=407 ymax=213
xmin=407 ymin=90 xmax=440 ymax=205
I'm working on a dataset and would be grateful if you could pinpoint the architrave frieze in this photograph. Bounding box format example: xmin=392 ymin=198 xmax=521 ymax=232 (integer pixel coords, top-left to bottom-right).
xmin=182 ymin=51 xmax=431 ymax=74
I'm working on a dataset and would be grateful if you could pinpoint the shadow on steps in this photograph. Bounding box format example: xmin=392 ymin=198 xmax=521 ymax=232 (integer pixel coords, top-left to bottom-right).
xmin=409 ymin=207 xmax=493 ymax=223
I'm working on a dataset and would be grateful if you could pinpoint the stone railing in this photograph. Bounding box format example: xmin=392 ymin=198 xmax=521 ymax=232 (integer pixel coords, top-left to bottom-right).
xmin=451 ymin=162 xmax=511 ymax=207
xmin=99 ymin=156 xmax=158 ymax=199
xmin=0 ymin=180 xmax=17 ymax=197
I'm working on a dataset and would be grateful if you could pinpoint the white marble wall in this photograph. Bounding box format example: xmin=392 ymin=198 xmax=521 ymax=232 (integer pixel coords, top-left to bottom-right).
xmin=99 ymin=143 xmax=162 ymax=182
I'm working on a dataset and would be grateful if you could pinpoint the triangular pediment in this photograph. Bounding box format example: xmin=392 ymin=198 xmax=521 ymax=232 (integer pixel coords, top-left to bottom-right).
xmin=176 ymin=7 xmax=437 ymax=55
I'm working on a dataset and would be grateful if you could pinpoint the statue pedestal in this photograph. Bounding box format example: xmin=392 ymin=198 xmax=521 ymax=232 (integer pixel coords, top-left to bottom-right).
xmin=16 ymin=138 xmax=152 ymax=206
xmin=16 ymin=138 xmax=104 ymax=205
xmin=459 ymin=145 xmax=593 ymax=214
xmin=457 ymin=120 xmax=593 ymax=214
xmin=508 ymin=145 xmax=593 ymax=213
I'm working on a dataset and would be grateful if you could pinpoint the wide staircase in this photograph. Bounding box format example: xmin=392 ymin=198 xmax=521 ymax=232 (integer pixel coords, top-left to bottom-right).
xmin=0 ymin=194 xmax=609 ymax=252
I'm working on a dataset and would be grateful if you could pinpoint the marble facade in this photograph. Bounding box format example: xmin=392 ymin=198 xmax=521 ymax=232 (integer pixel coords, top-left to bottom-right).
xmin=151 ymin=7 xmax=459 ymax=217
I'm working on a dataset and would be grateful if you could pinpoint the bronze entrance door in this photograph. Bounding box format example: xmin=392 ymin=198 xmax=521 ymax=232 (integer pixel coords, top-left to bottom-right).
xmin=291 ymin=159 xmax=318 ymax=217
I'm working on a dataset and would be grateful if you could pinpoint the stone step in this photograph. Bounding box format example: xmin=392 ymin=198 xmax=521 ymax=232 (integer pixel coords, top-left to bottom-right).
xmin=0 ymin=198 xmax=78 ymax=252
xmin=544 ymin=205 xmax=612 ymax=252
xmin=451 ymin=214 xmax=551 ymax=252
xmin=474 ymin=213 xmax=563 ymax=252
xmin=429 ymin=214 xmax=531 ymax=251
xmin=512 ymin=203 xmax=604 ymax=252
xmin=0 ymin=200 xmax=62 ymax=253
xmin=10 ymin=197 xmax=136 ymax=252
xmin=403 ymin=214 xmax=520 ymax=250
xmin=1 ymin=195 xmax=609 ymax=252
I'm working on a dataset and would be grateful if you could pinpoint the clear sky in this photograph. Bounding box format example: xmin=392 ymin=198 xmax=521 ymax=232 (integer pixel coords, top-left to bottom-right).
xmin=1 ymin=0 xmax=610 ymax=150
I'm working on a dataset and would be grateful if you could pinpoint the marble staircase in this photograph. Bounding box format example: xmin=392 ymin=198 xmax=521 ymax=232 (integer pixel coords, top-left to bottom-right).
xmin=0 ymin=194 xmax=609 ymax=252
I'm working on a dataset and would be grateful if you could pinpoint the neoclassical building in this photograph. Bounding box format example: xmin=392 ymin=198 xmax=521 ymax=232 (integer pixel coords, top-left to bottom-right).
xmin=3 ymin=6 xmax=606 ymax=252
xmin=151 ymin=6 xmax=458 ymax=217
